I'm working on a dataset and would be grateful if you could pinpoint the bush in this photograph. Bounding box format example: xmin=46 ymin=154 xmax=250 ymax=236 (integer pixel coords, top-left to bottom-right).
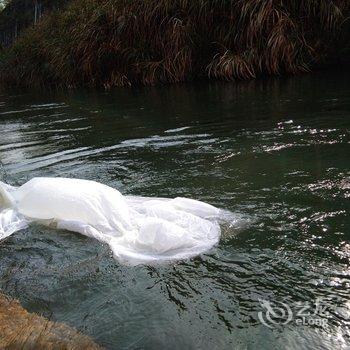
xmin=0 ymin=0 xmax=349 ymax=89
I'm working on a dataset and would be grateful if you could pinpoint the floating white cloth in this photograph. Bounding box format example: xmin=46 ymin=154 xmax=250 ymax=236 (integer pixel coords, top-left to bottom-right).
xmin=0 ymin=177 xmax=225 ymax=264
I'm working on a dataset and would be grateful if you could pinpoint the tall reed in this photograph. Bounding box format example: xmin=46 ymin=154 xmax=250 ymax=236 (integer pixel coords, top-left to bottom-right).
xmin=0 ymin=0 xmax=349 ymax=89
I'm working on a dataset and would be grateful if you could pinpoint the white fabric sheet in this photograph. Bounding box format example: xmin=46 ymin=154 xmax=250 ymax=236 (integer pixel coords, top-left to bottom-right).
xmin=0 ymin=177 xmax=226 ymax=265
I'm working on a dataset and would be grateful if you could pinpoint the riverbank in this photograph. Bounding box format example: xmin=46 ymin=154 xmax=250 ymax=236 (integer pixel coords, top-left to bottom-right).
xmin=0 ymin=0 xmax=349 ymax=89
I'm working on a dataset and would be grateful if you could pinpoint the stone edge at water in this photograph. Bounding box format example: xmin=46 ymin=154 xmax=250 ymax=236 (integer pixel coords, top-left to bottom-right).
xmin=0 ymin=292 xmax=102 ymax=349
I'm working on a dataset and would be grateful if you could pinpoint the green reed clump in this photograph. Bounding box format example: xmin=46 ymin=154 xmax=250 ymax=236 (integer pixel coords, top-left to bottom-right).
xmin=0 ymin=0 xmax=349 ymax=89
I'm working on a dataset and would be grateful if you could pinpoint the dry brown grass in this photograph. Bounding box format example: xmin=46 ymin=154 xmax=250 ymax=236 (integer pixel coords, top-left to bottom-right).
xmin=0 ymin=0 xmax=349 ymax=89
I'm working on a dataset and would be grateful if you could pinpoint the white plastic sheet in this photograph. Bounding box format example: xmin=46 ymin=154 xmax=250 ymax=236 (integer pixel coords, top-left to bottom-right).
xmin=0 ymin=177 xmax=225 ymax=264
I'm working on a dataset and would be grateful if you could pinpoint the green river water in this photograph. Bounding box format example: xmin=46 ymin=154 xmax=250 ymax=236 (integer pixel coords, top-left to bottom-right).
xmin=0 ymin=70 xmax=349 ymax=349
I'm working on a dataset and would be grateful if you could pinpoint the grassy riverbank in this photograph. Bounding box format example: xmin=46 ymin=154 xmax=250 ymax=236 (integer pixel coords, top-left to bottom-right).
xmin=0 ymin=0 xmax=349 ymax=89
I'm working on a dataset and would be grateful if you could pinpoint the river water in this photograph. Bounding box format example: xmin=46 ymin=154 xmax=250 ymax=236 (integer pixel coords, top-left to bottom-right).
xmin=0 ymin=71 xmax=349 ymax=349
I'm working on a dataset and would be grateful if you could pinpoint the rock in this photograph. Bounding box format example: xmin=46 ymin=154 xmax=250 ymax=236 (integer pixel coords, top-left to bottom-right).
xmin=0 ymin=293 xmax=102 ymax=349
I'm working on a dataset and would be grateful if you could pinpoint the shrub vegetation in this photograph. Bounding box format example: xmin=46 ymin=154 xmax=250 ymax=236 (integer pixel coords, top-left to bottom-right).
xmin=0 ymin=0 xmax=349 ymax=89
